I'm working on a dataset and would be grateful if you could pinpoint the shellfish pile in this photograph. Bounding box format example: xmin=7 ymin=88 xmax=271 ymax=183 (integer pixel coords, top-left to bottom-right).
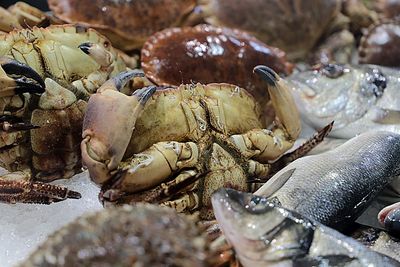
xmin=0 ymin=0 xmax=399 ymax=266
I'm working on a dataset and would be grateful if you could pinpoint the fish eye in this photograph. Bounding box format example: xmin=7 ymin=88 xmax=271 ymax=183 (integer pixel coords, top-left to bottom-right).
xmin=321 ymin=63 xmax=345 ymax=78
xmin=361 ymin=68 xmax=387 ymax=97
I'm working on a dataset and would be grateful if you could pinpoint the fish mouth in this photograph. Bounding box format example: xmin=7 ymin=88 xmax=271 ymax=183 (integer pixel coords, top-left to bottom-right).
xmin=378 ymin=202 xmax=400 ymax=238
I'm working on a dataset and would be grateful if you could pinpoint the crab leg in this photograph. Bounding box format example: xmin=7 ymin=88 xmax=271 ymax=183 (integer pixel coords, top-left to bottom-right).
xmin=82 ymin=70 xmax=155 ymax=184
xmin=99 ymin=141 xmax=200 ymax=205
xmin=0 ymin=57 xmax=45 ymax=98
xmin=0 ymin=172 xmax=81 ymax=204
xmin=230 ymin=66 xmax=301 ymax=162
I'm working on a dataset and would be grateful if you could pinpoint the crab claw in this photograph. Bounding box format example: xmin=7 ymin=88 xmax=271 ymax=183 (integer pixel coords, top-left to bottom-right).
xmin=378 ymin=202 xmax=400 ymax=238
xmin=253 ymin=65 xmax=301 ymax=139
xmin=0 ymin=57 xmax=45 ymax=98
xmin=78 ymin=42 xmax=114 ymax=68
xmin=82 ymin=70 xmax=156 ymax=184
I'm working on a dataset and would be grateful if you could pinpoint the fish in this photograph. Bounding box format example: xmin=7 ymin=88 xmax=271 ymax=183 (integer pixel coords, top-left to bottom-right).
xmin=288 ymin=64 xmax=400 ymax=139
xmin=378 ymin=202 xmax=400 ymax=238
xmin=255 ymin=131 xmax=400 ymax=229
xmin=212 ymin=188 xmax=400 ymax=267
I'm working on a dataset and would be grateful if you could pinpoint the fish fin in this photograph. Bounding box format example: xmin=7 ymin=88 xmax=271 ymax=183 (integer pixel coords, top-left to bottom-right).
xmin=255 ymin=168 xmax=296 ymax=198
xmin=369 ymin=107 xmax=400 ymax=124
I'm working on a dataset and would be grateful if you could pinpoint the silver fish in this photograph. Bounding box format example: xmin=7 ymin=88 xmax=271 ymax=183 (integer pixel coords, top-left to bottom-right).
xmin=289 ymin=64 xmax=400 ymax=139
xmin=212 ymin=188 xmax=400 ymax=267
xmin=256 ymin=131 xmax=400 ymax=229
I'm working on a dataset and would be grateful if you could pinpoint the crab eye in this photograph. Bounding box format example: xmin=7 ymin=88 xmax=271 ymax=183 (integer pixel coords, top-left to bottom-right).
xmin=321 ymin=63 xmax=345 ymax=78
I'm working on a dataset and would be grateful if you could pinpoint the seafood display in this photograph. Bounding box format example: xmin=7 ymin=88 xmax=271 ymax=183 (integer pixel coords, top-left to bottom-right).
xmin=82 ymin=66 xmax=301 ymax=219
xmin=256 ymin=131 xmax=400 ymax=229
xmin=289 ymin=64 xmax=400 ymax=138
xmin=212 ymin=188 xmax=400 ymax=267
xmin=0 ymin=0 xmax=400 ymax=266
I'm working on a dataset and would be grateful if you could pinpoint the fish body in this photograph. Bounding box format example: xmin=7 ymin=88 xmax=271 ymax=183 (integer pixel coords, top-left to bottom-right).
xmin=289 ymin=64 xmax=400 ymax=139
xmin=212 ymin=188 xmax=400 ymax=267
xmin=256 ymin=131 xmax=400 ymax=228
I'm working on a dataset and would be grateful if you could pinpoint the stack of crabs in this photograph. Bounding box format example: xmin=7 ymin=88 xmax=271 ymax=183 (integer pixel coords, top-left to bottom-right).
xmin=0 ymin=0 xmax=400 ymax=266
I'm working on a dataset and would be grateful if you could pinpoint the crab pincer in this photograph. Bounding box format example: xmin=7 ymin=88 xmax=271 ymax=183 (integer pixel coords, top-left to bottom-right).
xmin=82 ymin=70 xmax=156 ymax=184
xmin=0 ymin=56 xmax=45 ymax=97
xmin=0 ymin=57 xmax=45 ymax=132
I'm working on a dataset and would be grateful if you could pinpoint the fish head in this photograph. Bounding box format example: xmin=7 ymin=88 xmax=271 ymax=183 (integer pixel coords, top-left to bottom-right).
xmin=288 ymin=64 xmax=387 ymax=132
xmin=212 ymin=188 xmax=314 ymax=265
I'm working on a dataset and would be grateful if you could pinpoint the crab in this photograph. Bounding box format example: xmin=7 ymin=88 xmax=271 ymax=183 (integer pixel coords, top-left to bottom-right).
xmin=359 ymin=19 xmax=400 ymax=67
xmin=141 ymin=24 xmax=293 ymax=125
xmin=20 ymin=204 xmax=220 ymax=266
xmin=81 ymin=65 xmax=301 ymax=219
xmin=47 ymin=0 xmax=197 ymax=51
xmin=0 ymin=24 xmax=129 ymax=204
xmin=0 ymin=1 xmax=50 ymax=33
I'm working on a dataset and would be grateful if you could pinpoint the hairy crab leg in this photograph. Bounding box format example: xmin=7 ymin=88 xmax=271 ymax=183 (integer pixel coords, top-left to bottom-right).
xmin=0 ymin=57 xmax=45 ymax=98
xmin=0 ymin=172 xmax=81 ymax=204
xmin=82 ymin=70 xmax=155 ymax=184
xmin=230 ymin=66 xmax=301 ymax=162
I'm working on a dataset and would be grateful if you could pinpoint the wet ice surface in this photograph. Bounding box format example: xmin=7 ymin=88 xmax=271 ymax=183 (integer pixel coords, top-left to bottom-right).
xmin=0 ymin=171 xmax=102 ymax=267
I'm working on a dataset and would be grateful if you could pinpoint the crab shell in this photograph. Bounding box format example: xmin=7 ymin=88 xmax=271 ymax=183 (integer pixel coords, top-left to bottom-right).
xmin=0 ymin=24 xmax=126 ymax=89
xmin=20 ymin=204 xmax=210 ymax=266
xmin=83 ymin=82 xmax=264 ymax=184
xmin=359 ymin=20 xmax=400 ymax=67
xmin=374 ymin=0 xmax=400 ymax=19
xmin=142 ymin=24 xmax=293 ymax=122
xmin=48 ymin=0 xmax=196 ymax=51
xmin=0 ymin=25 xmax=126 ymax=181
xmin=198 ymin=0 xmax=341 ymax=59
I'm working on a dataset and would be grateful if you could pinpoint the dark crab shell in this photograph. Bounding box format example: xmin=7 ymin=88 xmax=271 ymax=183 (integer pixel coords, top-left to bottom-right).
xmin=198 ymin=0 xmax=341 ymax=59
xmin=359 ymin=20 xmax=400 ymax=66
xmin=48 ymin=0 xmax=196 ymax=51
xmin=141 ymin=24 xmax=293 ymax=113
xmin=374 ymin=0 xmax=400 ymax=19
xmin=20 ymin=204 xmax=209 ymax=267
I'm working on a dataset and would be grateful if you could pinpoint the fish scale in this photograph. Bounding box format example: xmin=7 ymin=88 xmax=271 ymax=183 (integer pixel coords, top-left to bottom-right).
xmin=256 ymin=131 xmax=400 ymax=229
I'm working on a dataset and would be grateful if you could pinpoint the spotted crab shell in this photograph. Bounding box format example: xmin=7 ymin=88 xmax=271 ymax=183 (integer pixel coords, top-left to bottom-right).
xmin=359 ymin=20 xmax=400 ymax=66
xmin=20 ymin=204 xmax=209 ymax=266
xmin=198 ymin=0 xmax=341 ymax=59
xmin=141 ymin=24 xmax=293 ymax=117
xmin=48 ymin=0 xmax=196 ymax=51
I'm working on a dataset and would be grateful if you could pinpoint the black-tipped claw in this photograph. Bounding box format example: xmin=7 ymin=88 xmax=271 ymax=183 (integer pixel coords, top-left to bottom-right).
xmin=14 ymin=78 xmax=45 ymax=95
xmin=78 ymin=42 xmax=92 ymax=54
xmin=0 ymin=57 xmax=45 ymax=95
xmin=253 ymin=65 xmax=278 ymax=86
xmin=112 ymin=70 xmax=145 ymax=91
xmin=1 ymin=57 xmax=45 ymax=89
xmin=132 ymin=86 xmax=157 ymax=105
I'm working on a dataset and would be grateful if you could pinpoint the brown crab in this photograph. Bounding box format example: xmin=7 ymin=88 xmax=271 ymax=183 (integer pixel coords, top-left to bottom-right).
xmin=359 ymin=19 xmax=400 ymax=67
xmin=142 ymin=24 xmax=293 ymax=123
xmin=0 ymin=24 xmax=129 ymax=204
xmin=81 ymin=65 xmax=301 ymax=219
xmin=20 ymin=204 xmax=221 ymax=267
xmin=47 ymin=0 xmax=197 ymax=51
